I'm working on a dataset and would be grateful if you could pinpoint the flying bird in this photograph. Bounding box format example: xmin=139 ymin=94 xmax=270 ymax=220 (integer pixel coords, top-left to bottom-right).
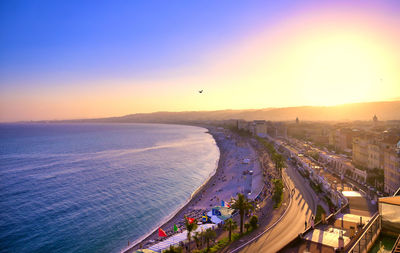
xmin=199 ymin=90 xmax=203 ymax=93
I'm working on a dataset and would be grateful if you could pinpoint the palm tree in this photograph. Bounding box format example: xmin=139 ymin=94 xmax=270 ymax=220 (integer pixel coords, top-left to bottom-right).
xmin=204 ymin=228 xmax=216 ymax=252
xmin=223 ymin=218 xmax=237 ymax=242
xmin=184 ymin=216 xmax=198 ymax=253
xmin=272 ymin=153 xmax=285 ymax=177
xmin=193 ymin=231 xmax=203 ymax=249
xmin=163 ymin=244 xmax=182 ymax=253
xmin=231 ymin=193 xmax=254 ymax=234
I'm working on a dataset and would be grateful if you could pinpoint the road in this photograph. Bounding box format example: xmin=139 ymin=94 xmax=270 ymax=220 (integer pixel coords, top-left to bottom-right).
xmin=236 ymin=163 xmax=318 ymax=253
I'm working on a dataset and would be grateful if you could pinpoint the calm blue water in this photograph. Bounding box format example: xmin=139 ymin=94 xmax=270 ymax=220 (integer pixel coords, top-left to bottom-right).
xmin=0 ymin=123 xmax=219 ymax=253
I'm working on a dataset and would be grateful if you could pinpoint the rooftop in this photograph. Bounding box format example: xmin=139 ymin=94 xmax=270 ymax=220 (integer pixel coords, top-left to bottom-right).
xmin=303 ymin=227 xmax=350 ymax=249
xmin=379 ymin=196 xmax=400 ymax=206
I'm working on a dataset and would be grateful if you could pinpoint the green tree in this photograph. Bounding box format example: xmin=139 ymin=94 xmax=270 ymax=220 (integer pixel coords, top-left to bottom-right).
xmin=249 ymin=215 xmax=258 ymax=230
xmin=163 ymin=244 xmax=182 ymax=253
xmin=272 ymin=179 xmax=284 ymax=208
xmin=203 ymin=228 xmax=216 ymax=252
xmin=193 ymin=231 xmax=203 ymax=249
xmin=244 ymin=223 xmax=251 ymax=233
xmin=184 ymin=216 xmax=198 ymax=253
xmin=231 ymin=193 xmax=254 ymax=234
xmin=223 ymin=218 xmax=237 ymax=242
xmin=367 ymin=168 xmax=384 ymax=191
xmin=272 ymin=153 xmax=285 ymax=177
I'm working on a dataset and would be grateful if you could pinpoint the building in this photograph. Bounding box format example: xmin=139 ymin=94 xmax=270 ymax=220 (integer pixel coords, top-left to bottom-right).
xmin=329 ymin=128 xmax=356 ymax=153
xmin=237 ymin=119 xmax=249 ymax=131
xmin=352 ymin=135 xmax=371 ymax=168
xmin=379 ymin=196 xmax=400 ymax=235
xmin=383 ymin=140 xmax=400 ymax=195
xmin=319 ymin=153 xmax=367 ymax=184
xmin=251 ymin=120 xmax=268 ymax=138
xmin=367 ymin=140 xmax=383 ymax=169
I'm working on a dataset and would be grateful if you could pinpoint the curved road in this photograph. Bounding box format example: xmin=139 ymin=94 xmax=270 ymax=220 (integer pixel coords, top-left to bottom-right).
xmin=236 ymin=164 xmax=318 ymax=253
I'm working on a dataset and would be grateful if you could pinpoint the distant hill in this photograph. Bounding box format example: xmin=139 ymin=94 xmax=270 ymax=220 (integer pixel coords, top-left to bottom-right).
xmin=60 ymin=100 xmax=400 ymax=123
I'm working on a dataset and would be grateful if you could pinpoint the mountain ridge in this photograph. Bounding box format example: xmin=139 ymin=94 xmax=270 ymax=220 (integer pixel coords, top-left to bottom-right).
xmin=42 ymin=100 xmax=400 ymax=123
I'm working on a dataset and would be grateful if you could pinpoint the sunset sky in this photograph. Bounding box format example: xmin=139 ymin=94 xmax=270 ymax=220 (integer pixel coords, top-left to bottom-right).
xmin=1 ymin=0 xmax=400 ymax=122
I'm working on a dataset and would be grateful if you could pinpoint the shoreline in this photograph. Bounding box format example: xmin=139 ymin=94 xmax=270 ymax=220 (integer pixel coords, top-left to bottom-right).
xmin=121 ymin=125 xmax=263 ymax=253
xmin=121 ymin=126 xmax=224 ymax=253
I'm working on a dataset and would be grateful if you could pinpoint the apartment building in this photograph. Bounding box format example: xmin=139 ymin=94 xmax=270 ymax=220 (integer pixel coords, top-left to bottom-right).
xmin=367 ymin=140 xmax=382 ymax=169
xmin=382 ymin=140 xmax=400 ymax=195
xmin=329 ymin=128 xmax=355 ymax=152
xmin=251 ymin=120 xmax=268 ymax=137
xmin=352 ymin=135 xmax=370 ymax=168
xmin=319 ymin=152 xmax=367 ymax=184
xmin=234 ymin=119 xmax=269 ymax=138
xmin=237 ymin=119 xmax=249 ymax=130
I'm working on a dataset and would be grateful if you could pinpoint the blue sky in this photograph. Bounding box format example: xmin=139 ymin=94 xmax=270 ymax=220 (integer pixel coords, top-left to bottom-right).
xmin=0 ymin=1 xmax=301 ymax=86
xmin=1 ymin=0 xmax=399 ymax=121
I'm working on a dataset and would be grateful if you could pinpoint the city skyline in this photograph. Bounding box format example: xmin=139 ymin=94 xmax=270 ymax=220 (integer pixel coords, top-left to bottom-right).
xmin=1 ymin=0 xmax=400 ymax=122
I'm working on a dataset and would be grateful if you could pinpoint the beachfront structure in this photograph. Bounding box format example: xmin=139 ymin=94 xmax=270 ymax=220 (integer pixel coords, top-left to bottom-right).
xmin=207 ymin=206 xmax=234 ymax=225
xmin=146 ymin=224 xmax=217 ymax=252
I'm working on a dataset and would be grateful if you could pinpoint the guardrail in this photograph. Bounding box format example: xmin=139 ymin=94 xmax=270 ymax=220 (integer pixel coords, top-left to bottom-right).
xmin=345 ymin=212 xmax=381 ymax=253
xmin=300 ymin=199 xmax=350 ymax=239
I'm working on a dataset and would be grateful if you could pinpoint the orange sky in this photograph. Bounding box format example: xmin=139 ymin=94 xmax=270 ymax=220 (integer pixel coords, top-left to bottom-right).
xmin=1 ymin=1 xmax=400 ymax=122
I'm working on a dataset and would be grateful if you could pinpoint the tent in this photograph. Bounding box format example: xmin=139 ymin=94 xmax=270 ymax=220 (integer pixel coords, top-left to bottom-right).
xmin=147 ymin=224 xmax=217 ymax=252
xmin=134 ymin=250 xmax=157 ymax=253
xmin=207 ymin=206 xmax=234 ymax=224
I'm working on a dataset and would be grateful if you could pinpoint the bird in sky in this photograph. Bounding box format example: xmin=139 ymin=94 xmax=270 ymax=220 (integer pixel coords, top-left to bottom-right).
xmin=199 ymin=90 xmax=203 ymax=93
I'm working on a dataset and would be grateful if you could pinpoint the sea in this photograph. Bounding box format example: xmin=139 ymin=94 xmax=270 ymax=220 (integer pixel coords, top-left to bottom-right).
xmin=0 ymin=123 xmax=220 ymax=253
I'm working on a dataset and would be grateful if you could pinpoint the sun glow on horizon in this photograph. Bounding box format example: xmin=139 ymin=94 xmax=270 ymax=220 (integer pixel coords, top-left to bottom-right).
xmin=197 ymin=7 xmax=400 ymax=109
xmin=1 ymin=1 xmax=400 ymax=122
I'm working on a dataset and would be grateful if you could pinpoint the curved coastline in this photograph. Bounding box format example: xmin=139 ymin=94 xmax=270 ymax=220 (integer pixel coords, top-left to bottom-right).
xmin=121 ymin=126 xmax=222 ymax=253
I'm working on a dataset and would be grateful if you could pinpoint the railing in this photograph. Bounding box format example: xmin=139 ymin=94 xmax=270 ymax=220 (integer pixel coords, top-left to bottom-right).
xmin=394 ymin=186 xmax=400 ymax=197
xmin=392 ymin=234 xmax=400 ymax=253
xmin=300 ymin=199 xmax=349 ymax=237
xmin=345 ymin=213 xmax=381 ymax=253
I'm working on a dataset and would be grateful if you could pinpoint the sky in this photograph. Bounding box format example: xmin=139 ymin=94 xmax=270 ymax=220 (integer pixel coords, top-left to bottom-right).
xmin=1 ymin=0 xmax=400 ymax=122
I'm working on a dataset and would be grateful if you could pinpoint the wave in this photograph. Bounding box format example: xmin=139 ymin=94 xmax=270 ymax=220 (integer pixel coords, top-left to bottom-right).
xmin=0 ymin=137 xmax=211 ymax=175
xmin=121 ymin=141 xmax=220 ymax=252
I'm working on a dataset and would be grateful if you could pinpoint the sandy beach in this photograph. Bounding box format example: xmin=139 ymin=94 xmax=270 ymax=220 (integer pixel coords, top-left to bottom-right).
xmin=121 ymin=126 xmax=264 ymax=253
